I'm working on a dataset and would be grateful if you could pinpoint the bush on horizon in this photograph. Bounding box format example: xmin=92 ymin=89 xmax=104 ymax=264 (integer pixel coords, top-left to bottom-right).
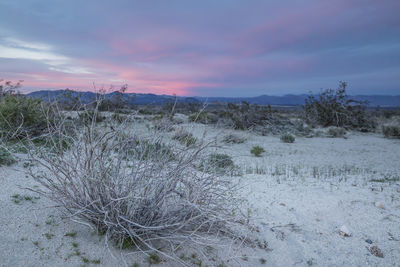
xmin=303 ymin=81 xmax=375 ymax=130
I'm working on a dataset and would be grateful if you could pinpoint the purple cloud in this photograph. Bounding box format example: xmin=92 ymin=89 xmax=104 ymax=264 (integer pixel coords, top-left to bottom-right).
xmin=0 ymin=0 xmax=399 ymax=96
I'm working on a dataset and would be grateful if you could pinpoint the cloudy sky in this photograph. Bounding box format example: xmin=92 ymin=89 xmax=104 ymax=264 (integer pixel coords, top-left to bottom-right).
xmin=0 ymin=0 xmax=399 ymax=96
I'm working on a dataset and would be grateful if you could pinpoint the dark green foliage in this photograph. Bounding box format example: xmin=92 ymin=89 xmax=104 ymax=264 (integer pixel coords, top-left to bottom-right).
xmin=280 ymin=133 xmax=295 ymax=143
xmin=251 ymin=146 xmax=265 ymax=157
xmin=382 ymin=125 xmax=400 ymax=138
xmin=0 ymin=95 xmax=47 ymax=140
xmin=0 ymin=147 xmax=15 ymax=166
xmin=303 ymin=82 xmax=374 ymax=129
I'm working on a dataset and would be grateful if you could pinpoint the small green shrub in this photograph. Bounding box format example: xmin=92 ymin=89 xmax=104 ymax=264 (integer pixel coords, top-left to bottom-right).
xmin=0 ymin=147 xmax=16 ymax=166
xmin=200 ymin=153 xmax=235 ymax=174
xmin=280 ymin=133 xmax=295 ymax=143
xmin=172 ymin=129 xmax=197 ymax=146
xmin=382 ymin=125 xmax=400 ymax=138
xmin=251 ymin=146 xmax=265 ymax=157
xmin=327 ymin=127 xmax=346 ymax=138
xmin=222 ymin=133 xmax=246 ymax=144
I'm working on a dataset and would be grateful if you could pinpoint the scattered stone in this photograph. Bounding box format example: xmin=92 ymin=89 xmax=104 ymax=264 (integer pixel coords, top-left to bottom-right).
xmin=368 ymin=245 xmax=384 ymax=258
xmin=279 ymin=203 xmax=286 ymax=206
xmin=339 ymin=225 xmax=352 ymax=237
xmin=396 ymin=184 xmax=400 ymax=193
xmin=365 ymin=239 xmax=373 ymax=244
xmin=374 ymin=202 xmax=385 ymax=209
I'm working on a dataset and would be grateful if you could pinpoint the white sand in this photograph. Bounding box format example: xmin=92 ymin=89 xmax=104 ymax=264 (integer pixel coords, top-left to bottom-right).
xmin=1 ymin=122 xmax=399 ymax=266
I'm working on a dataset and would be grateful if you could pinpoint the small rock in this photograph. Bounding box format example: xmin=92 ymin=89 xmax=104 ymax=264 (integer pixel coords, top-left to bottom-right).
xmin=375 ymin=202 xmax=385 ymax=209
xmin=339 ymin=225 xmax=352 ymax=237
xmin=396 ymin=184 xmax=400 ymax=193
xmin=368 ymin=245 xmax=384 ymax=258
xmin=279 ymin=203 xmax=286 ymax=206
xmin=365 ymin=239 xmax=373 ymax=244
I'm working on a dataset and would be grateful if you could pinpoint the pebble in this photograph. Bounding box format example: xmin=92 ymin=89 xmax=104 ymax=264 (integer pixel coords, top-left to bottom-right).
xmin=374 ymin=202 xmax=385 ymax=209
xmin=339 ymin=225 xmax=351 ymax=237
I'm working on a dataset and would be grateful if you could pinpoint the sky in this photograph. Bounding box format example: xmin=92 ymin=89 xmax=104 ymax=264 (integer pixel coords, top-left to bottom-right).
xmin=0 ymin=0 xmax=399 ymax=96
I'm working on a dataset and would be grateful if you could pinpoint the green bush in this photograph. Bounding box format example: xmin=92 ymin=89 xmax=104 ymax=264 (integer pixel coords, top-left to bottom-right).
xmin=251 ymin=146 xmax=265 ymax=157
xmin=382 ymin=125 xmax=400 ymax=138
xmin=0 ymin=147 xmax=16 ymax=166
xmin=200 ymin=153 xmax=234 ymax=174
xmin=327 ymin=127 xmax=346 ymax=138
xmin=0 ymin=94 xmax=47 ymax=140
xmin=172 ymin=129 xmax=197 ymax=147
xmin=280 ymin=133 xmax=295 ymax=143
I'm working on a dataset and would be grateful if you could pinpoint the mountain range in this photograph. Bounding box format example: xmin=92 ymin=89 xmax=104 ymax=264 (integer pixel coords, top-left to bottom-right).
xmin=25 ymin=90 xmax=400 ymax=107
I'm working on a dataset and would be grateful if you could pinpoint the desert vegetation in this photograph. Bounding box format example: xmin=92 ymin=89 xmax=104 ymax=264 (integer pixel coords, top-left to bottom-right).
xmin=1 ymin=80 xmax=400 ymax=266
xmin=250 ymin=146 xmax=265 ymax=157
xmin=6 ymin=94 xmax=253 ymax=265
xmin=382 ymin=124 xmax=400 ymax=139
xmin=280 ymin=133 xmax=295 ymax=143
xmin=303 ymin=81 xmax=375 ymax=130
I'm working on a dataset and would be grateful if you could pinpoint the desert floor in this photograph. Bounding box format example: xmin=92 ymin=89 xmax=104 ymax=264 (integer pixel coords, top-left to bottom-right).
xmin=1 ymin=118 xmax=399 ymax=267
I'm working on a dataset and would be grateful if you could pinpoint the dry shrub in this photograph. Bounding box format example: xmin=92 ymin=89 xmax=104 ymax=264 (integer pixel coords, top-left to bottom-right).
xmin=303 ymin=81 xmax=375 ymax=130
xmin=172 ymin=128 xmax=197 ymax=146
xmin=382 ymin=124 xmax=400 ymax=138
xmin=152 ymin=117 xmax=175 ymax=132
xmin=26 ymin=104 xmax=251 ymax=264
xmin=222 ymin=133 xmax=246 ymax=144
xmin=327 ymin=127 xmax=346 ymax=138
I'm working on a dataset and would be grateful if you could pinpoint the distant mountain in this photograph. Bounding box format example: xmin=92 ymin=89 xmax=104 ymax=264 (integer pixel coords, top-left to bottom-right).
xmin=25 ymin=90 xmax=400 ymax=107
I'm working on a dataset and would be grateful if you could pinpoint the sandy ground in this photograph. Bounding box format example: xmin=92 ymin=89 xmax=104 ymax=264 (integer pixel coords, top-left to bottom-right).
xmin=1 ymin=120 xmax=400 ymax=267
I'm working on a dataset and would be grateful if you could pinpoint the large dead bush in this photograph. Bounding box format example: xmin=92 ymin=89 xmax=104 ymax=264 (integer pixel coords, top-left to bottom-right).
xmin=303 ymin=82 xmax=375 ymax=129
xmin=26 ymin=102 xmax=252 ymax=264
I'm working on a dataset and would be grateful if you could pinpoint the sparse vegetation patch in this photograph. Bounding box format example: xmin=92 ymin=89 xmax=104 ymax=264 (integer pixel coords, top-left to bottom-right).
xmin=0 ymin=147 xmax=16 ymax=166
xmin=280 ymin=133 xmax=295 ymax=143
xmin=382 ymin=125 xmax=400 ymax=138
xmin=251 ymin=146 xmax=265 ymax=157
